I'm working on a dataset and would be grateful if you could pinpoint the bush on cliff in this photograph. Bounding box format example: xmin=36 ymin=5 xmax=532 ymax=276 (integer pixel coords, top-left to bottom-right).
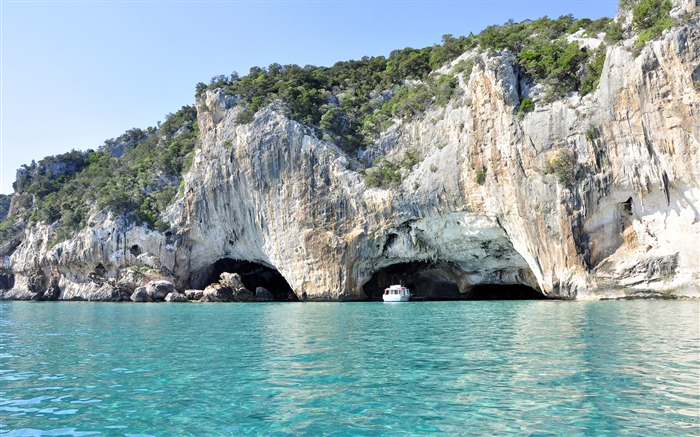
xmin=543 ymin=149 xmax=577 ymax=187
xmin=2 ymin=105 xmax=199 ymax=245
xmin=200 ymin=13 xmax=622 ymax=146
xmin=631 ymin=0 xmax=674 ymax=52
xmin=5 ymin=9 xmax=661 ymax=244
xmin=0 ymin=194 xmax=12 ymax=222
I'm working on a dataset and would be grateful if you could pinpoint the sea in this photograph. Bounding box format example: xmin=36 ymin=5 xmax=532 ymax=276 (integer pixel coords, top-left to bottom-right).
xmin=0 ymin=300 xmax=698 ymax=436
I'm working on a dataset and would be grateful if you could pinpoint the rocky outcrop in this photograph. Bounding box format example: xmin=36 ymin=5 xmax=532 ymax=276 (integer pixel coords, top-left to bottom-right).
xmin=200 ymin=273 xmax=254 ymax=302
xmin=255 ymin=287 xmax=275 ymax=302
xmin=145 ymin=280 xmax=175 ymax=301
xmin=131 ymin=287 xmax=152 ymax=302
xmin=185 ymin=289 xmax=203 ymax=301
xmin=89 ymin=284 xmax=129 ymax=302
xmin=1 ymin=9 xmax=698 ymax=302
xmin=164 ymin=291 xmax=188 ymax=302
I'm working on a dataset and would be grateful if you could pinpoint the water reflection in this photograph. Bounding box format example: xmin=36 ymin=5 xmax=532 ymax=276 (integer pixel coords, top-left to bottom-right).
xmin=0 ymin=300 xmax=698 ymax=435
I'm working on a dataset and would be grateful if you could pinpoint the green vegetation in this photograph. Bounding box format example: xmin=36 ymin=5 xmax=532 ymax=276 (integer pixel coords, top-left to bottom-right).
xmin=197 ymin=43 xmax=467 ymax=152
xmin=0 ymin=213 xmax=18 ymax=242
xmin=197 ymin=14 xmax=629 ymax=150
xmin=0 ymin=194 xmax=12 ymax=222
xmin=477 ymin=15 xmax=591 ymax=100
xmin=585 ymin=125 xmax=601 ymax=142
xmin=580 ymin=46 xmax=607 ymax=96
xmin=576 ymin=17 xmax=614 ymax=37
xmin=364 ymin=150 xmax=422 ymax=188
xmin=7 ymin=7 xmax=680 ymax=243
xmin=126 ymin=265 xmax=161 ymax=278
xmin=476 ymin=170 xmax=487 ymax=185
xmin=543 ymin=149 xmax=577 ymax=187
xmin=519 ymin=98 xmax=535 ymax=115
xmin=364 ymin=158 xmax=402 ymax=188
xmin=604 ymin=22 xmax=625 ymax=44
xmin=2 ymin=105 xmax=198 ymax=245
xmin=630 ymin=0 xmax=675 ymax=53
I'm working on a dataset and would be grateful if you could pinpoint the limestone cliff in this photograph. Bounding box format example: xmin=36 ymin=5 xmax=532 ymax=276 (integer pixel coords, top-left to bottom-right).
xmin=2 ymin=7 xmax=698 ymax=301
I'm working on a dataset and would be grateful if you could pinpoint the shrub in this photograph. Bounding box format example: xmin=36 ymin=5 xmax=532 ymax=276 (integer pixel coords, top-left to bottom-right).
xmin=580 ymin=46 xmax=607 ymax=96
xmin=584 ymin=17 xmax=613 ymax=37
xmin=519 ymin=98 xmax=535 ymax=114
xmin=194 ymin=14 xmax=620 ymax=152
xmin=16 ymin=105 xmax=199 ymax=244
xmin=585 ymin=125 xmax=600 ymax=142
xmin=364 ymin=158 xmax=401 ymax=188
xmin=0 ymin=213 xmax=19 ymax=242
xmin=543 ymin=149 xmax=577 ymax=187
xmin=452 ymin=58 xmax=475 ymax=78
xmin=476 ymin=170 xmax=486 ymax=185
xmin=236 ymin=109 xmax=256 ymax=125
xmin=604 ymin=21 xmax=625 ymax=44
xmin=631 ymin=0 xmax=674 ymax=53
xmin=632 ymin=0 xmax=673 ymax=32
xmin=0 ymin=194 xmax=11 ymax=222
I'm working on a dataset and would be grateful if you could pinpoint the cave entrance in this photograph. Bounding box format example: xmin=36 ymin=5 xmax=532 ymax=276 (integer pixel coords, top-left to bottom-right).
xmin=204 ymin=259 xmax=297 ymax=301
xmin=362 ymin=261 xmax=547 ymax=301
xmin=362 ymin=261 xmax=468 ymax=301
xmin=464 ymin=284 xmax=547 ymax=300
xmin=0 ymin=270 xmax=14 ymax=290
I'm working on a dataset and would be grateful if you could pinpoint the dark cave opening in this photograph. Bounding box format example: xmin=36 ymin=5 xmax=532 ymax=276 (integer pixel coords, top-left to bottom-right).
xmin=0 ymin=271 xmax=15 ymax=290
xmin=362 ymin=261 xmax=547 ymax=301
xmin=204 ymin=259 xmax=297 ymax=301
xmin=362 ymin=261 xmax=467 ymax=300
xmin=465 ymin=284 xmax=548 ymax=300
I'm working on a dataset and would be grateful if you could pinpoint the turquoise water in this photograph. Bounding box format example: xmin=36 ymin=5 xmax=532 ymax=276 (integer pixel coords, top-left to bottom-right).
xmin=1 ymin=301 xmax=698 ymax=436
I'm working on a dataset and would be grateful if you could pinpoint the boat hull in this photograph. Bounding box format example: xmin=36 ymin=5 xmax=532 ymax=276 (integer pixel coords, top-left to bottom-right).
xmin=382 ymin=294 xmax=410 ymax=302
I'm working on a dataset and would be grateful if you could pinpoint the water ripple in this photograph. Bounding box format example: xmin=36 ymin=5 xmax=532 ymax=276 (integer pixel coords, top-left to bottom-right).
xmin=0 ymin=300 xmax=698 ymax=435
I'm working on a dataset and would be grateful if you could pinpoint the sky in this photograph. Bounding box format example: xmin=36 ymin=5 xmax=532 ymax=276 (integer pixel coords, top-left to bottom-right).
xmin=0 ymin=0 xmax=618 ymax=195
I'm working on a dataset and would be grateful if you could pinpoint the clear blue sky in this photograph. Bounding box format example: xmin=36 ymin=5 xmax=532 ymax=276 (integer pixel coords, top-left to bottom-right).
xmin=0 ymin=0 xmax=618 ymax=195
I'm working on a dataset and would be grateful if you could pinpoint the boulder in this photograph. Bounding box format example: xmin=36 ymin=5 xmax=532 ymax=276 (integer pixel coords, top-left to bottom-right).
xmin=199 ymin=272 xmax=254 ymax=302
xmin=185 ymin=289 xmax=204 ymax=301
xmin=131 ymin=287 xmax=152 ymax=302
xmin=41 ymin=272 xmax=62 ymax=301
xmin=255 ymin=286 xmax=275 ymax=302
xmin=201 ymin=284 xmax=234 ymax=302
xmin=165 ymin=291 xmax=188 ymax=302
xmin=145 ymin=280 xmax=174 ymax=301
xmin=89 ymin=284 xmax=129 ymax=302
xmin=219 ymin=272 xmax=245 ymax=290
xmin=235 ymin=288 xmax=255 ymax=302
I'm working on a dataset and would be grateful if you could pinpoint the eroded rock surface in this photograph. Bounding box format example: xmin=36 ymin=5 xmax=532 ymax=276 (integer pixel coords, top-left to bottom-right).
xmin=1 ymin=11 xmax=698 ymax=301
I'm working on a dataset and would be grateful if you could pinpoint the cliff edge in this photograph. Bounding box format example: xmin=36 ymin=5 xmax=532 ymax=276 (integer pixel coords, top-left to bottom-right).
xmin=2 ymin=3 xmax=698 ymax=301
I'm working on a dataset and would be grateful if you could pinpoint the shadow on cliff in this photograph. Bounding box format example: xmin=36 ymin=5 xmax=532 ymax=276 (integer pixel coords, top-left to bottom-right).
xmin=362 ymin=261 xmax=548 ymax=301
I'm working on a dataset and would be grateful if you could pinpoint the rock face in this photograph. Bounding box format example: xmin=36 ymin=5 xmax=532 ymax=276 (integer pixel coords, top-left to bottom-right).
xmin=255 ymin=287 xmax=275 ymax=302
xmin=185 ymin=289 xmax=203 ymax=301
xmin=145 ymin=280 xmax=175 ymax=301
xmin=131 ymin=287 xmax=152 ymax=302
xmin=1 ymin=12 xmax=698 ymax=302
xmin=201 ymin=272 xmax=254 ymax=302
xmin=164 ymin=291 xmax=188 ymax=302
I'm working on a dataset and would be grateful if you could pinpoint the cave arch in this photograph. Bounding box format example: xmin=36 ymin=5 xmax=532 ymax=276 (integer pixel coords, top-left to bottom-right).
xmin=362 ymin=260 xmax=546 ymax=301
xmin=197 ymin=258 xmax=297 ymax=301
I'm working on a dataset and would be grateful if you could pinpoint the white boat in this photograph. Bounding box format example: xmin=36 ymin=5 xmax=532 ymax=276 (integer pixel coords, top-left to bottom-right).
xmin=383 ymin=284 xmax=411 ymax=302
